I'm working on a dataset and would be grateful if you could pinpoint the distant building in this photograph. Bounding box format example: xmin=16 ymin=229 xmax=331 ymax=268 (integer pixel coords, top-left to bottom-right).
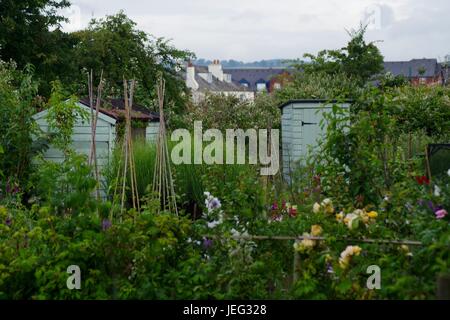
xmin=185 ymin=60 xmax=254 ymax=103
xmin=223 ymin=67 xmax=291 ymax=93
xmin=383 ymin=58 xmax=443 ymax=85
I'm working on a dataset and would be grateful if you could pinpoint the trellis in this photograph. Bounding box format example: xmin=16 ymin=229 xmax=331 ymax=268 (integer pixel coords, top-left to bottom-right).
xmin=204 ymin=233 xmax=433 ymax=294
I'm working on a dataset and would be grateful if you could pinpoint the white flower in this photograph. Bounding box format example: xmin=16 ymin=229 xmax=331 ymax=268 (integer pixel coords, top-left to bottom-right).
xmin=207 ymin=220 xmax=221 ymax=229
xmin=321 ymin=198 xmax=332 ymax=206
xmin=313 ymin=202 xmax=321 ymax=213
xmin=207 ymin=197 xmax=221 ymax=211
xmin=203 ymin=191 xmax=210 ymax=197
xmin=344 ymin=213 xmax=359 ymax=229
xmin=447 ymin=168 xmax=450 ymax=177
xmin=434 ymin=185 xmax=441 ymax=197
xmin=231 ymin=228 xmax=249 ymax=238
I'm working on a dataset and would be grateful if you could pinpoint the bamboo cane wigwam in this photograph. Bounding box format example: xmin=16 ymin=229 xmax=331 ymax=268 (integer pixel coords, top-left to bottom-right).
xmin=152 ymin=76 xmax=178 ymax=215
xmin=87 ymin=70 xmax=104 ymax=201
xmin=111 ymin=78 xmax=141 ymax=220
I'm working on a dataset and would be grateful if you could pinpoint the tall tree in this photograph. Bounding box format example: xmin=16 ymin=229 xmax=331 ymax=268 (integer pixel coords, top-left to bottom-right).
xmin=71 ymin=12 xmax=194 ymax=111
xmin=0 ymin=0 xmax=75 ymax=95
xmin=299 ymin=25 xmax=384 ymax=85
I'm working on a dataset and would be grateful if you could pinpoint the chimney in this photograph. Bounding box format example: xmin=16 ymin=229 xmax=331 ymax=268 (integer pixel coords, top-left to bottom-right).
xmin=208 ymin=59 xmax=224 ymax=82
xmin=186 ymin=62 xmax=199 ymax=91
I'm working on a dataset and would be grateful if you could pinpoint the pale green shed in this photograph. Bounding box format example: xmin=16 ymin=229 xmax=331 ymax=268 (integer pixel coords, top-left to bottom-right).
xmin=33 ymin=99 xmax=160 ymax=195
xmin=279 ymin=99 xmax=351 ymax=180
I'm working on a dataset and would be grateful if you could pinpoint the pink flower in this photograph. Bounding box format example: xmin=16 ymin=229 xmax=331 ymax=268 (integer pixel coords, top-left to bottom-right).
xmin=435 ymin=209 xmax=448 ymax=219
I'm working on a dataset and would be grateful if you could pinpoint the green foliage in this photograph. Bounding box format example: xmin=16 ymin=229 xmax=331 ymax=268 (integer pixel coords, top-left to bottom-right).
xmin=32 ymin=153 xmax=98 ymax=215
xmin=0 ymin=60 xmax=39 ymax=185
xmin=45 ymin=81 xmax=88 ymax=153
xmin=298 ymin=25 xmax=384 ymax=85
xmin=71 ymin=11 xmax=194 ymax=110
xmin=0 ymin=1 xmax=79 ymax=97
xmin=181 ymin=93 xmax=281 ymax=131
xmin=274 ymin=71 xmax=359 ymax=102
xmin=390 ymin=85 xmax=450 ymax=138
xmin=104 ymin=139 xmax=157 ymax=207
xmin=104 ymin=138 xmax=266 ymax=221
xmin=312 ymin=85 xmax=450 ymax=206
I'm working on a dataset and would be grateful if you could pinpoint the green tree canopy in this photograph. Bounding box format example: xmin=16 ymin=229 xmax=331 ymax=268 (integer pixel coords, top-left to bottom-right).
xmin=71 ymin=11 xmax=194 ymax=110
xmin=0 ymin=0 xmax=76 ymax=96
xmin=297 ymin=25 xmax=384 ymax=85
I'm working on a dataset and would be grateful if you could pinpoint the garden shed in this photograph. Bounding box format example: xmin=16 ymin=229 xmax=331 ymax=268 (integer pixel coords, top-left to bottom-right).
xmin=33 ymin=98 xmax=160 ymax=194
xmin=279 ymin=99 xmax=351 ymax=180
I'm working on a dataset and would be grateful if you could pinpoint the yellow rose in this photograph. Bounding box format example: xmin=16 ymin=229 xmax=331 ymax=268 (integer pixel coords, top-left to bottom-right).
xmin=368 ymin=211 xmax=378 ymax=219
xmin=361 ymin=214 xmax=369 ymax=224
xmin=311 ymin=224 xmax=323 ymax=237
xmin=339 ymin=256 xmax=350 ymax=269
xmin=321 ymin=198 xmax=334 ymax=214
xmin=302 ymin=238 xmax=315 ymax=248
xmin=324 ymin=205 xmax=335 ymax=214
xmin=293 ymin=234 xmax=316 ymax=252
xmin=351 ymin=246 xmax=362 ymax=256
xmin=339 ymin=245 xmax=362 ymax=269
xmin=313 ymin=202 xmax=321 ymax=214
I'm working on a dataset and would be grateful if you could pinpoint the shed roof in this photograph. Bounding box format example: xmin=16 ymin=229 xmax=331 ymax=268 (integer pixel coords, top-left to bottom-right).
xmin=79 ymin=98 xmax=160 ymax=122
xmin=279 ymin=99 xmax=353 ymax=109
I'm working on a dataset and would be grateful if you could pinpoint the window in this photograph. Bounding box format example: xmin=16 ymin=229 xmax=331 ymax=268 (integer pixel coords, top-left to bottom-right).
xmin=256 ymin=82 xmax=266 ymax=91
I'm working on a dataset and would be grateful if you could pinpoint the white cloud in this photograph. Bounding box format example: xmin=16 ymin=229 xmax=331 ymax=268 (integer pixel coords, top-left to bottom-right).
xmin=66 ymin=0 xmax=450 ymax=61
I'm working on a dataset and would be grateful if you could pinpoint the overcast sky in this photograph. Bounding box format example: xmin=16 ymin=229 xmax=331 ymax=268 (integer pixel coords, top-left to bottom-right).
xmin=62 ymin=0 xmax=450 ymax=62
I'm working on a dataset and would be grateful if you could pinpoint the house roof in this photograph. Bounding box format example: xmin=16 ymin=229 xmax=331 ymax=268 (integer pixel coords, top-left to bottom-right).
xmin=194 ymin=74 xmax=251 ymax=92
xmin=223 ymin=68 xmax=289 ymax=91
xmin=79 ymin=98 xmax=160 ymax=122
xmin=279 ymin=99 xmax=353 ymax=109
xmin=192 ymin=65 xmax=252 ymax=92
xmin=383 ymin=59 xmax=441 ymax=78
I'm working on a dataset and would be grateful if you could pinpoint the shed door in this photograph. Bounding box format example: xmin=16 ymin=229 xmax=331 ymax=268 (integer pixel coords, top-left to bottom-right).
xmin=300 ymin=108 xmax=326 ymax=155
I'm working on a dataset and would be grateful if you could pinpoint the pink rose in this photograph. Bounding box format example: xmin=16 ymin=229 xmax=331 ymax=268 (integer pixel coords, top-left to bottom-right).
xmin=435 ymin=209 xmax=448 ymax=219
